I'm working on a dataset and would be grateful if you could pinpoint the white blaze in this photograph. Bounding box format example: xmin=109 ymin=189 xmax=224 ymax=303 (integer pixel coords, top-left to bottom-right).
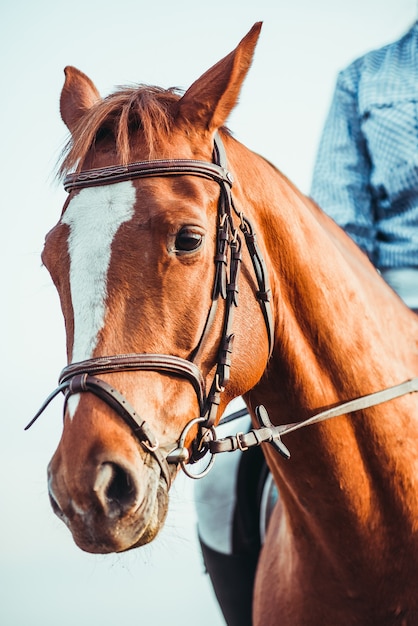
xmin=62 ymin=181 xmax=136 ymax=415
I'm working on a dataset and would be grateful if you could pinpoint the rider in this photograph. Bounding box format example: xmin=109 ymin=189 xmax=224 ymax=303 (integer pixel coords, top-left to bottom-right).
xmin=195 ymin=21 xmax=418 ymax=626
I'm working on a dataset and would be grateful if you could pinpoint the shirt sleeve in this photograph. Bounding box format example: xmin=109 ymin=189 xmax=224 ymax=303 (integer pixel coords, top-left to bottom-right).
xmin=310 ymin=67 xmax=376 ymax=262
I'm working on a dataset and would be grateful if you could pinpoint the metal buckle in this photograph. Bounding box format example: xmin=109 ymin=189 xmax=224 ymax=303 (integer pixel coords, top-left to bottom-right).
xmin=236 ymin=432 xmax=248 ymax=451
xmin=141 ymin=438 xmax=160 ymax=453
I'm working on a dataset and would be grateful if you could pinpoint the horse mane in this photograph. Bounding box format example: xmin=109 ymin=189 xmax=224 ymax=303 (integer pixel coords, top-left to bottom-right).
xmin=59 ymin=85 xmax=182 ymax=177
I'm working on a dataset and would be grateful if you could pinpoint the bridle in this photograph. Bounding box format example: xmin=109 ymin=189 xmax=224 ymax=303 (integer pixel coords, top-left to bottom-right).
xmin=26 ymin=133 xmax=275 ymax=486
xmin=26 ymin=133 xmax=418 ymax=487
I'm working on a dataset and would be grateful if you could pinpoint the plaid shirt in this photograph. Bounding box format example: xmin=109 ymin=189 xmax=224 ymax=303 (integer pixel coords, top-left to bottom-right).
xmin=310 ymin=23 xmax=418 ymax=272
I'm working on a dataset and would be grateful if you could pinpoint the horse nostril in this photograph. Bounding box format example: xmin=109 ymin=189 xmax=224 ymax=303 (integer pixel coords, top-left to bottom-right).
xmin=49 ymin=491 xmax=65 ymax=520
xmin=94 ymin=462 xmax=138 ymax=518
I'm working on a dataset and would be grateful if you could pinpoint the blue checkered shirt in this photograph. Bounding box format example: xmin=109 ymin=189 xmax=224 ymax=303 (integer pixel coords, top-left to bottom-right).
xmin=310 ymin=23 xmax=418 ymax=271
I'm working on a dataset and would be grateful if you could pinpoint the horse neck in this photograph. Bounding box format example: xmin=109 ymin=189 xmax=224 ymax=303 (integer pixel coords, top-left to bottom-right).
xmin=247 ymin=160 xmax=418 ymax=404
xmin=237 ymin=147 xmax=418 ymax=562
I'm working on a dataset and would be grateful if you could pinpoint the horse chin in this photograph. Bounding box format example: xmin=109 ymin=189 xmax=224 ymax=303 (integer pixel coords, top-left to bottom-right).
xmin=61 ymin=472 xmax=169 ymax=555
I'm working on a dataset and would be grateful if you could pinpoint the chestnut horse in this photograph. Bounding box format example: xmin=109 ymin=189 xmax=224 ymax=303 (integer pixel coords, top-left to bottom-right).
xmin=30 ymin=22 xmax=418 ymax=625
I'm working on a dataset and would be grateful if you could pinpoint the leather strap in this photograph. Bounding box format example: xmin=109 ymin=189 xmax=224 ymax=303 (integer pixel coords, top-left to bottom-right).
xmin=60 ymin=353 xmax=207 ymax=414
xmin=64 ymin=159 xmax=234 ymax=192
xmin=209 ymin=377 xmax=418 ymax=457
xmin=279 ymin=377 xmax=418 ymax=436
xmin=67 ymin=374 xmax=172 ymax=487
xmin=239 ymin=215 xmax=274 ymax=358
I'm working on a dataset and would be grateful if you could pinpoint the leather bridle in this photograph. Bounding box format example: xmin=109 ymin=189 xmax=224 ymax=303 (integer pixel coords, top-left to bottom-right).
xmin=26 ymin=134 xmax=275 ymax=486
xmin=27 ymin=133 xmax=418 ymax=486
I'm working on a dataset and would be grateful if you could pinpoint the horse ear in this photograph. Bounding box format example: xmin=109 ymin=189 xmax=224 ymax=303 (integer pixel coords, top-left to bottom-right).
xmin=60 ymin=66 xmax=101 ymax=133
xmin=176 ymin=22 xmax=262 ymax=133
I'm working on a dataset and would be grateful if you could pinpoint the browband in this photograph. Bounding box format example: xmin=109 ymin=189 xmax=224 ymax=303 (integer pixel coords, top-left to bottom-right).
xmin=64 ymin=159 xmax=234 ymax=192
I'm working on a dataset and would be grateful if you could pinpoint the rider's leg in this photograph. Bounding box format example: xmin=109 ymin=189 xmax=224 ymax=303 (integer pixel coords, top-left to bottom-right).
xmin=194 ymin=409 xmax=273 ymax=626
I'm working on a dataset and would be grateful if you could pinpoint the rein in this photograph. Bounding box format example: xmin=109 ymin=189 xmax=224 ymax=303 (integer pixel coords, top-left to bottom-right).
xmin=27 ymin=133 xmax=418 ymax=484
xmin=214 ymin=377 xmax=418 ymax=460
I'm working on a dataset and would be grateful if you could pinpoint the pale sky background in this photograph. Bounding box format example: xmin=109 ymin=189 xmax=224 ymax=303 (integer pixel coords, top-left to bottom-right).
xmin=1 ymin=1 xmax=417 ymax=625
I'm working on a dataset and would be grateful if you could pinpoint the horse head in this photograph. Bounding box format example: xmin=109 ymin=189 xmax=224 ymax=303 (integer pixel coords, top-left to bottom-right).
xmin=43 ymin=23 xmax=272 ymax=553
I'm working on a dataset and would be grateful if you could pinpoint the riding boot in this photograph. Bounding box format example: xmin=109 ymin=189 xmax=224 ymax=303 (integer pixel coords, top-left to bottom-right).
xmin=199 ymin=538 xmax=258 ymax=626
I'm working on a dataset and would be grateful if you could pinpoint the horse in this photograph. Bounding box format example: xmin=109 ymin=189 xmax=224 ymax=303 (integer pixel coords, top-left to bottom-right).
xmin=29 ymin=22 xmax=418 ymax=625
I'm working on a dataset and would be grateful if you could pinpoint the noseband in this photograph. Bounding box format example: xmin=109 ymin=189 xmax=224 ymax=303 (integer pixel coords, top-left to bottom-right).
xmin=26 ymin=134 xmax=275 ymax=487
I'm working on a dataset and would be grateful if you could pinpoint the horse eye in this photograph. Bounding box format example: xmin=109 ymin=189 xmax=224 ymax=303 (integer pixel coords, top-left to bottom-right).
xmin=175 ymin=229 xmax=203 ymax=252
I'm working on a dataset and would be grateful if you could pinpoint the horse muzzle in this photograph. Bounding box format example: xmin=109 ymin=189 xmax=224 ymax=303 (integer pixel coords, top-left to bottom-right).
xmin=47 ymin=444 xmax=169 ymax=553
